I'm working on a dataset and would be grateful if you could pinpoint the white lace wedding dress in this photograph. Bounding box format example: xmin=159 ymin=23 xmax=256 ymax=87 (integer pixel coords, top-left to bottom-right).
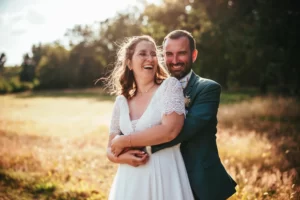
xmin=108 ymin=77 xmax=194 ymax=200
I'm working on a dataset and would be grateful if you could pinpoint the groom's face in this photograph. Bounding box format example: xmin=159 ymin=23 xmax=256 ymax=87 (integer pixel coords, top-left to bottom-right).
xmin=163 ymin=37 xmax=195 ymax=80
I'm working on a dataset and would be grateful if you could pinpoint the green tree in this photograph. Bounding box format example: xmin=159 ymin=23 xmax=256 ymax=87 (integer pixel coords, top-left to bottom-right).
xmin=0 ymin=53 xmax=6 ymax=74
xmin=35 ymin=44 xmax=69 ymax=89
xmin=20 ymin=53 xmax=35 ymax=82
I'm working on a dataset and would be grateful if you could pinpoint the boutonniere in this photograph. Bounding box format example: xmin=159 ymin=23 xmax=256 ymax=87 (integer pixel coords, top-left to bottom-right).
xmin=184 ymin=95 xmax=191 ymax=108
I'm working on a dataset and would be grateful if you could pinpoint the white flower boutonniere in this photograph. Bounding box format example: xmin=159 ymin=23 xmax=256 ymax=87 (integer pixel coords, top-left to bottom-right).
xmin=184 ymin=95 xmax=191 ymax=108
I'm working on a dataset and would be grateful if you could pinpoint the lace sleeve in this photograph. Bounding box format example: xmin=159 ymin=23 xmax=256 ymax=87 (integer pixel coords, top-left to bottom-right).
xmin=109 ymin=96 xmax=121 ymax=135
xmin=162 ymin=77 xmax=185 ymax=116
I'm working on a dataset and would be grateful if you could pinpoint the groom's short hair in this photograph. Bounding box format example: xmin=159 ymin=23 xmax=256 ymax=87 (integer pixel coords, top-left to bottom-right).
xmin=163 ymin=30 xmax=196 ymax=52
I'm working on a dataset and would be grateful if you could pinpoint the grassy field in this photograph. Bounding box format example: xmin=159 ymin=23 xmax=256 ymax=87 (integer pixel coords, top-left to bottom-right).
xmin=0 ymin=88 xmax=299 ymax=200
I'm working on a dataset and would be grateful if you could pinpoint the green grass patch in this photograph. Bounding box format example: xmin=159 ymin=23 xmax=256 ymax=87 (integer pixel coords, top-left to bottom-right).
xmin=32 ymin=181 xmax=56 ymax=194
xmin=220 ymin=90 xmax=258 ymax=104
xmin=14 ymin=88 xmax=258 ymax=104
xmin=0 ymin=170 xmax=107 ymax=200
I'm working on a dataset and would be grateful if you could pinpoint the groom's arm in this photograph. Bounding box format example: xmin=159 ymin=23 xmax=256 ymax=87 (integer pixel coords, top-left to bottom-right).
xmin=151 ymin=82 xmax=221 ymax=153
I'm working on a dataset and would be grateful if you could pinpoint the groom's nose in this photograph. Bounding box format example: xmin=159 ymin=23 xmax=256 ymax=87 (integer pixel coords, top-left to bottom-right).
xmin=171 ymin=55 xmax=179 ymax=64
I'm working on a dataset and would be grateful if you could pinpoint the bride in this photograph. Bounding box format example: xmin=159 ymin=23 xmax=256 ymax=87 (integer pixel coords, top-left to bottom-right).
xmin=105 ymin=35 xmax=194 ymax=200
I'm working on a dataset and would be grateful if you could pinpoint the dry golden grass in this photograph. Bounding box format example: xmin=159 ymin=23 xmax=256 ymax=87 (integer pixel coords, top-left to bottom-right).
xmin=0 ymin=90 xmax=299 ymax=199
xmin=218 ymin=96 xmax=300 ymax=200
xmin=0 ymin=90 xmax=116 ymax=199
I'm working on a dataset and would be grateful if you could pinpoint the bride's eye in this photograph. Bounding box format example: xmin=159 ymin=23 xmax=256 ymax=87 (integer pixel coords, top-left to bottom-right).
xmin=150 ymin=52 xmax=157 ymax=57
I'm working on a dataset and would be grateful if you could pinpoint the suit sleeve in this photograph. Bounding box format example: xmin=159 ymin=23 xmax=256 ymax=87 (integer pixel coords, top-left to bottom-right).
xmin=151 ymin=82 xmax=221 ymax=153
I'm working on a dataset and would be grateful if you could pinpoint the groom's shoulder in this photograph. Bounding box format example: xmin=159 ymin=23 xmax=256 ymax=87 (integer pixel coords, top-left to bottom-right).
xmin=193 ymin=73 xmax=220 ymax=89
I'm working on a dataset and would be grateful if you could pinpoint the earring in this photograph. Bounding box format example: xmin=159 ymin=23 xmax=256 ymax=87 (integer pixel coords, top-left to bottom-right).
xmin=127 ymin=65 xmax=132 ymax=71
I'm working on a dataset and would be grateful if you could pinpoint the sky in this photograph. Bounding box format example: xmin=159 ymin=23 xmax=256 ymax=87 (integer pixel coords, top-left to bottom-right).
xmin=0 ymin=0 xmax=160 ymax=66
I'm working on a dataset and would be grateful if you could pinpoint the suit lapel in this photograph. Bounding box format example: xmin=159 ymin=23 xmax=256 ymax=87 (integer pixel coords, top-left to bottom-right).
xmin=183 ymin=70 xmax=197 ymax=97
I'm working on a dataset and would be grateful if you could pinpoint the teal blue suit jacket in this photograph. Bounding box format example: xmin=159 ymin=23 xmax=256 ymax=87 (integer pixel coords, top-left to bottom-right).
xmin=152 ymin=71 xmax=237 ymax=200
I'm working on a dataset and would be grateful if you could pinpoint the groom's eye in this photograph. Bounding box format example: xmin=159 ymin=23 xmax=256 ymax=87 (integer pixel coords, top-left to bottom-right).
xmin=165 ymin=52 xmax=173 ymax=57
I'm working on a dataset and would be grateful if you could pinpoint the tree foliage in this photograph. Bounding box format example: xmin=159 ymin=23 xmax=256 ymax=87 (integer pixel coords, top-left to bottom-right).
xmin=5 ymin=0 xmax=298 ymax=95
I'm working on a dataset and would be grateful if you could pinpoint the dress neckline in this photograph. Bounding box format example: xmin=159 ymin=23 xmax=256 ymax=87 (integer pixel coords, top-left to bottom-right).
xmin=121 ymin=82 xmax=163 ymax=131
xmin=127 ymin=85 xmax=160 ymax=121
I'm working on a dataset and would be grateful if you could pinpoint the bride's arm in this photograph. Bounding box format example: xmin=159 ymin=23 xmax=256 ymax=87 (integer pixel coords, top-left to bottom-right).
xmin=107 ymin=133 xmax=149 ymax=166
xmin=106 ymin=96 xmax=121 ymax=161
xmin=107 ymin=133 xmax=121 ymax=163
xmin=106 ymin=96 xmax=148 ymax=165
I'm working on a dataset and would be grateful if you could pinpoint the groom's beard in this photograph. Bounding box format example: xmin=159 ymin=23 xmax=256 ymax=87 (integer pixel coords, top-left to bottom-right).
xmin=168 ymin=61 xmax=192 ymax=80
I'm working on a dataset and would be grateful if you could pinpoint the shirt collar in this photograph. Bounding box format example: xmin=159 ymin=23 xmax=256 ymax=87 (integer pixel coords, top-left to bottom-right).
xmin=179 ymin=70 xmax=192 ymax=89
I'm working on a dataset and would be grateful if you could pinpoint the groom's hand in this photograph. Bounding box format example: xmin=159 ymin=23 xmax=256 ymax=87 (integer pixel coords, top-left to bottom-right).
xmin=118 ymin=150 xmax=149 ymax=167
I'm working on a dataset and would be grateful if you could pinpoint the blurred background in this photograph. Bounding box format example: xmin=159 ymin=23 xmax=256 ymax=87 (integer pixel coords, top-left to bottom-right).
xmin=0 ymin=0 xmax=299 ymax=199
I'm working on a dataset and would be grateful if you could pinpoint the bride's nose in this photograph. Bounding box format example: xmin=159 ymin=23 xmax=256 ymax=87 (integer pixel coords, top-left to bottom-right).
xmin=144 ymin=54 xmax=155 ymax=61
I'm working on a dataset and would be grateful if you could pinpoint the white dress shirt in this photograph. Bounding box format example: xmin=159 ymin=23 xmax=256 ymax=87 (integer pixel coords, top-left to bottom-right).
xmin=179 ymin=70 xmax=192 ymax=89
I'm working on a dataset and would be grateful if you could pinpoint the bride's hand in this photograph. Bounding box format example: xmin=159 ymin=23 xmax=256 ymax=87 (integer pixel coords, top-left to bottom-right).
xmin=118 ymin=150 xmax=149 ymax=167
xmin=111 ymin=135 xmax=128 ymax=156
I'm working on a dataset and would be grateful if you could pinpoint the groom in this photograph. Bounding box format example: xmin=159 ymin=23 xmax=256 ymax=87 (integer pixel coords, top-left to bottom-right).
xmin=149 ymin=30 xmax=237 ymax=199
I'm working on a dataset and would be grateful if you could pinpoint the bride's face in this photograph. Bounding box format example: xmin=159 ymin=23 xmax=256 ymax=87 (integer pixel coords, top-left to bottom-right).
xmin=129 ymin=40 xmax=158 ymax=82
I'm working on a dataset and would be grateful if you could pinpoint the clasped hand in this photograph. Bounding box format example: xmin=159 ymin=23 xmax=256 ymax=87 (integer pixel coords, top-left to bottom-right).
xmin=111 ymin=135 xmax=149 ymax=167
xmin=111 ymin=135 xmax=128 ymax=156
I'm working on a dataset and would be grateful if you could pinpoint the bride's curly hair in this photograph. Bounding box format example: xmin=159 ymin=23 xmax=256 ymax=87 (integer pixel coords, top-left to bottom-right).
xmin=104 ymin=35 xmax=169 ymax=99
